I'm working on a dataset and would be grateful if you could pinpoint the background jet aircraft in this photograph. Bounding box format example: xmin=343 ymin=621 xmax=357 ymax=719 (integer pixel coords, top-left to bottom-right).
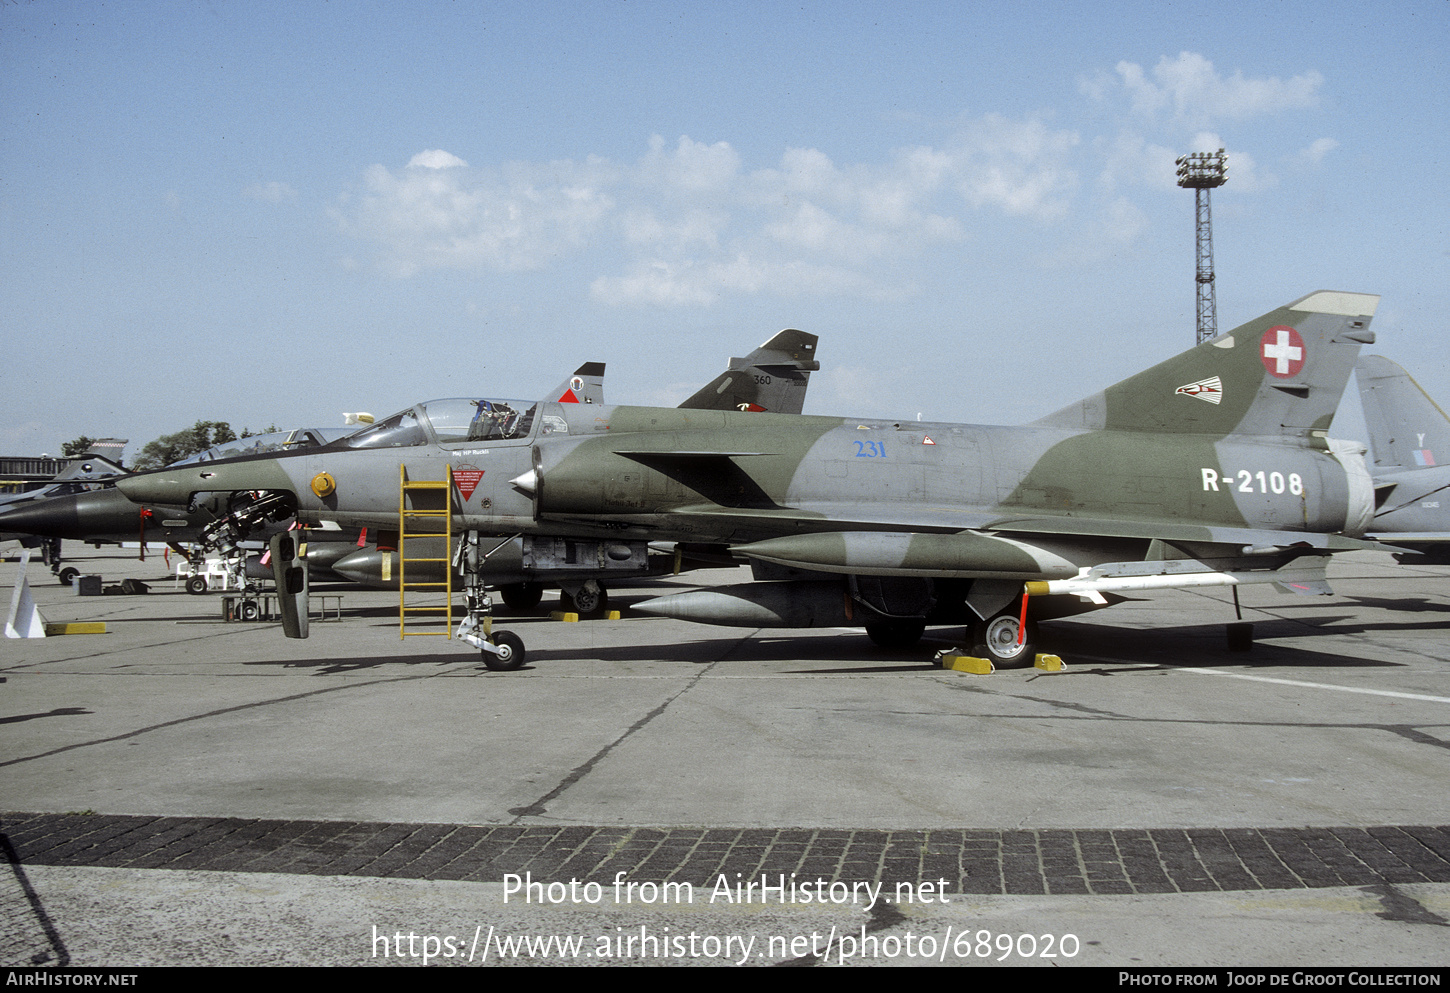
xmin=114 ymin=292 xmax=1378 ymax=670
xmin=1354 ymin=354 xmax=1450 ymax=563
xmin=677 ymin=328 xmax=818 ymax=413
xmin=1 ymin=452 xmax=128 ymax=583
xmin=0 ymin=433 xmax=359 ymax=590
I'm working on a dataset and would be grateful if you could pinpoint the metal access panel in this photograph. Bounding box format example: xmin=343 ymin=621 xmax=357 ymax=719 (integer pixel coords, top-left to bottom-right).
xmin=522 ymin=536 xmax=649 ymax=573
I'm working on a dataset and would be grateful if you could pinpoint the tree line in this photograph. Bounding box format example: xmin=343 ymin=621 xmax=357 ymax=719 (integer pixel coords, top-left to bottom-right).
xmin=62 ymin=421 xmax=279 ymax=471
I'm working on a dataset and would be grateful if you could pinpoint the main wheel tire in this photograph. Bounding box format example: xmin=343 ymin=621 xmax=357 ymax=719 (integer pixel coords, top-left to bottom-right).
xmin=972 ymin=612 xmax=1037 ymax=668
xmin=562 ymin=585 xmax=609 ymax=618
xmin=865 ymin=619 xmax=926 ymax=648
xmin=186 ymin=575 xmax=209 ymax=595
xmin=57 ymin=566 xmax=80 ymax=587
xmin=500 ymin=582 xmax=544 ymax=611
xmin=239 ymin=600 xmax=260 ymax=621
xmin=482 ymin=631 xmax=526 ymax=671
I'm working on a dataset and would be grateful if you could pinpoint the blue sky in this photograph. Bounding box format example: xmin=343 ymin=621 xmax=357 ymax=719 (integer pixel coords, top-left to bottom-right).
xmin=3 ymin=0 xmax=1447 ymax=457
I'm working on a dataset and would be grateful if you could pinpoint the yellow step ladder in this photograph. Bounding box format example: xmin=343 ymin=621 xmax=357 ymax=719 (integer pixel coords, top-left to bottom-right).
xmin=398 ymin=463 xmax=454 ymax=639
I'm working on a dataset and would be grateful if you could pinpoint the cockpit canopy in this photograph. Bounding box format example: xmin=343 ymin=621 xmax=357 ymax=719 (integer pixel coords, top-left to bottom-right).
xmin=341 ymin=398 xmax=556 ymax=450
xmin=175 ymin=428 xmax=354 ymax=465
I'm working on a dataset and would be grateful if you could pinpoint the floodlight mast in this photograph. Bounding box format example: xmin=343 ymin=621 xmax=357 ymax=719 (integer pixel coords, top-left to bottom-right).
xmin=1176 ymin=149 xmax=1229 ymax=345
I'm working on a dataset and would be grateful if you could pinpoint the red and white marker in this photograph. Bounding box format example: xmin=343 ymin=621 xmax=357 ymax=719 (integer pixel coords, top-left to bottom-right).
xmin=1260 ymin=325 xmax=1305 ymax=378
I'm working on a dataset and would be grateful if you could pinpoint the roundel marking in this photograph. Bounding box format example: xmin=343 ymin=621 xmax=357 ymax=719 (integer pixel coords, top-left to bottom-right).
xmin=1260 ymin=325 xmax=1305 ymax=378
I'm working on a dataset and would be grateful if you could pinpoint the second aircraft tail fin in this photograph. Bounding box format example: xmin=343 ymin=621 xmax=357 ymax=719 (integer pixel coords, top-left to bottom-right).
xmin=550 ymin=362 xmax=606 ymax=405
xmin=1356 ymin=355 xmax=1450 ymax=470
xmin=679 ymin=329 xmax=820 ymax=414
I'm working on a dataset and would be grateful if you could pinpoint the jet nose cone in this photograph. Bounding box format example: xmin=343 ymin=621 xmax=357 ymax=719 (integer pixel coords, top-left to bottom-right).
xmin=0 ymin=493 xmax=85 ymax=539
xmin=0 ymin=488 xmax=147 ymax=540
xmin=115 ymin=458 xmax=299 ymax=504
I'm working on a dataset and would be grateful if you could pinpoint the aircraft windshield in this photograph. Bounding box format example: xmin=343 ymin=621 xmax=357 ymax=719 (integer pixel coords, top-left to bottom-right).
xmin=341 ymin=409 xmax=429 ymax=449
xmin=176 ymin=428 xmax=354 ymax=464
xmin=341 ymin=399 xmax=543 ymax=450
xmin=420 ymin=399 xmax=538 ymax=443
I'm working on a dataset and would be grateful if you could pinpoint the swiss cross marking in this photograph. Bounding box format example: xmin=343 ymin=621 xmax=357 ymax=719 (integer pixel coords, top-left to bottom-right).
xmin=1260 ymin=325 xmax=1305 ymax=378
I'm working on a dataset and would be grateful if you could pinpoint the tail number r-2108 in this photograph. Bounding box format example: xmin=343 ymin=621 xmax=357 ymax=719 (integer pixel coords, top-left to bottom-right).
xmin=1201 ymin=468 xmax=1304 ymax=495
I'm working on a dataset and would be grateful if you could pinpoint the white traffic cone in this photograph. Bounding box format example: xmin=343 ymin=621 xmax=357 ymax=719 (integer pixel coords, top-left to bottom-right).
xmin=6 ymin=551 xmax=48 ymax=639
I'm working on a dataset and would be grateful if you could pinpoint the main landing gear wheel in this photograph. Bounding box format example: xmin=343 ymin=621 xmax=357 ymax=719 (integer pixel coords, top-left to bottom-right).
xmin=185 ymin=575 xmax=209 ymax=595
xmin=971 ymin=611 xmax=1037 ymax=668
xmin=865 ymin=619 xmax=926 ymax=648
xmin=239 ymin=600 xmax=260 ymax=621
xmin=482 ymin=631 xmax=526 ymax=671
xmin=500 ymin=582 xmax=544 ymax=612
xmin=561 ymin=584 xmax=609 ymax=618
xmin=57 ymin=566 xmax=80 ymax=587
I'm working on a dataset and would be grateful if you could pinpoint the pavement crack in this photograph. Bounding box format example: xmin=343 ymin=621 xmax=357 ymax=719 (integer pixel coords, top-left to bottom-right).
xmin=506 ymin=653 xmax=727 ymax=821
xmin=0 ymin=669 xmax=467 ymax=770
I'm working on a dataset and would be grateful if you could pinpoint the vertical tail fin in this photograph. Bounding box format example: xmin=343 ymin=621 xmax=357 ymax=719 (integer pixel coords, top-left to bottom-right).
xmin=1034 ymin=291 xmax=1378 ymax=441
xmin=1355 ymin=355 xmax=1450 ymax=470
xmin=679 ymin=329 xmax=820 ymax=414
xmin=550 ymin=362 xmax=606 ymax=405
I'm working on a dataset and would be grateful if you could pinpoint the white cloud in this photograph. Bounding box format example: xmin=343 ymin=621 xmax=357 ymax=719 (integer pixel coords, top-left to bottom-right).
xmin=949 ymin=115 xmax=1080 ymax=221
xmin=408 ymin=149 xmax=468 ymax=169
xmin=334 ymin=123 xmax=1080 ymax=304
xmin=639 ymin=135 xmax=741 ymax=194
xmin=618 ymin=207 xmax=727 ymax=251
xmin=335 ymin=154 xmax=613 ymax=274
xmin=1113 ymin=52 xmax=1323 ymax=128
xmin=1301 ymin=137 xmax=1339 ymax=165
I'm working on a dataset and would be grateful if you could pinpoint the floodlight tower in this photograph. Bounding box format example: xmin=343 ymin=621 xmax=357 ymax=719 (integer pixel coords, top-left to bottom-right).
xmin=1175 ymin=149 xmax=1229 ymax=344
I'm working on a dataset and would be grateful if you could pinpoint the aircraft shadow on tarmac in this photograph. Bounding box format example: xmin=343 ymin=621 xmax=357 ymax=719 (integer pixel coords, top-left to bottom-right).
xmin=242 ymin=653 xmax=489 ymax=675
xmin=1042 ymin=618 xmax=1404 ymax=670
xmin=232 ymin=613 xmax=1417 ymax=675
xmin=0 ymin=707 xmax=93 ymax=726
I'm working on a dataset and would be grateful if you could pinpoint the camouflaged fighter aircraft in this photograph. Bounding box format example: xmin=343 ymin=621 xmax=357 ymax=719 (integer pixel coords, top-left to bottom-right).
xmin=113 ymin=292 xmax=1378 ymax=671
xmin=1354 ymin=355 xmax=1450 ymax=563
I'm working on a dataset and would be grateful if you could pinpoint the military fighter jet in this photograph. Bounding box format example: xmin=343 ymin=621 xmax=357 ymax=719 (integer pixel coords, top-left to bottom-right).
xmin=113 ymin=292 xmax=1379 ymax=670
xmin=1354 ymin=355 xmax=1450 ymax=563
xmin=1 ymin=452 xmax=127 ymax=584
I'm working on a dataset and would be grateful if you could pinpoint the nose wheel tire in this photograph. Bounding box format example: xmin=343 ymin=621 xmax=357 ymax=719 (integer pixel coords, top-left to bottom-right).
xmin=186 ymin=575 xmax=209 ymax=595
xmin=482 ymin=631 xmax=526 ymax=671
xmin=57 ymin=566 xmax=80 ymax=587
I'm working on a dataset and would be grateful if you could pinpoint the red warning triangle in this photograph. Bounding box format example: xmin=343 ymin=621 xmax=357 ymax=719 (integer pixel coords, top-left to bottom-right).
xmin=454 ymin=469 xmax=485 ymax=500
